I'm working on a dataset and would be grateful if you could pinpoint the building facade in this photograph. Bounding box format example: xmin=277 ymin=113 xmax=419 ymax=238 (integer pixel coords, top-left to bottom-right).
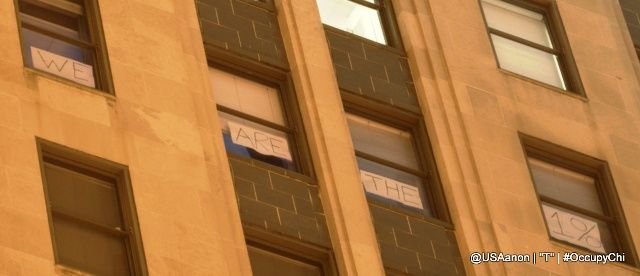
xmin=0 ymin=0 xmax=639 ymax=275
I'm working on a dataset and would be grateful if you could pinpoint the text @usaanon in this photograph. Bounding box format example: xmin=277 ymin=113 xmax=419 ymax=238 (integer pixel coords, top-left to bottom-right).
xmin=469 ymin=252 xmax=626 ymax=265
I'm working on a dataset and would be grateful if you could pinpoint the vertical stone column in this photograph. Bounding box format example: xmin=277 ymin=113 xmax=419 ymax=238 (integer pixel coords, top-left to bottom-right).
xmin=276 ymin=0 xmax=386 ymax=275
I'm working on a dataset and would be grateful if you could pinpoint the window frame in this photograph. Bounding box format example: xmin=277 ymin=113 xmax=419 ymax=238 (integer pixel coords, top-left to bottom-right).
xmin=206 ymin=46 xmax=314 ymax=176
xmin=244 ymin=226 xmax=338 ymax=276
xmin=479 ymin=0 xmax=584 ymax=95
xmin=343 ymin=93 xmax=451 ymax=225
xmin=36 ymin=138 xmax=148 ymax=275
xmin=13 ymin=0 xmax=114 ymax=93
xmin=520 ymin=133 xmax=639 ymax=267
xmin=318 ymin=0 xmax=404 ymax=48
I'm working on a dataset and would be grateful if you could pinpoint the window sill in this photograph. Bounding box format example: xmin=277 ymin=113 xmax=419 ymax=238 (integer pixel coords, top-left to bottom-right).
xmin=498 ymin=68 xmax=588 ymax=102
xmin=367 ymin=199 xmax=454 ymax=230
xmin=235 ymin=0 xmax=274 ymax=12
xmin=323 ymin=25 xmax=405 ymax=56
xmin=549 ymin=240 xmax=640 ymax=270
xmin=227 ymin=153 xmax=316 ymax=184
xmin=24 ymin=67 xmax=116 ymax=101
xmin=55 ymin=265 xmax=91 ymax=276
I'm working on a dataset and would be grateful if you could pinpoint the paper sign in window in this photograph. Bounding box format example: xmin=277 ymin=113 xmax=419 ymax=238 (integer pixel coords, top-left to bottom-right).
xmin=542 ymin=205 xmax=605 ymax=253
xmin=228 ymin=121 xmax=292 ymax=161
xmin=31 ymin=46 xmax=95 ymax=88
xmin=360 ymin=170 xmax=423 ymax=210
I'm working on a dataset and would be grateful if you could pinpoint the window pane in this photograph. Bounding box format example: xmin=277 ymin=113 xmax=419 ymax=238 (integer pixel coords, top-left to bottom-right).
xmin=45 ymin=163 xmax=123 ymax=228
xmin=317 ymin=0 xmax=386 ymax=44
xmin=357 ymin=157 xmax=431 ymax=216
xmin=219 ymin=112 xmax=296 ymax=171
xmin=528 ymin=158 xmax=604 ymax=214
xmin=21 ymin=28 xmax=92 ymax=66
xmin=541 ymin=203 xmax=617 ymax=253
xmin=346 ymin=114 xmax=419 ymax=171
xmin=53 ymin=218 xmax=130 ymax=276
xmin=20 ymin=2 xmax=86 ymax=35
xmin=491 ymin=34 xmax=566 ymax=89
xmin=481 ymin=0 xmax=552 ymax=47
xmin=209 ymin=68 xmax=286 ymax=126
xmin=248 ymin=246 xmax=322 ymax=276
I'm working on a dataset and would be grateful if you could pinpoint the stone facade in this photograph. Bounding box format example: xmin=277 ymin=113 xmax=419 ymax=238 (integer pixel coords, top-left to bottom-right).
xmin=0 ymin=0 xmax=638 ymax=276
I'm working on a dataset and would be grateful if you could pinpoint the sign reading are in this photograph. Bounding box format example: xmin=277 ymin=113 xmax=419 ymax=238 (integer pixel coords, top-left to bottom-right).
xmin=542 ymin=205 xmax=605 ymax=253
xmin=31 ymin=46 xmax=95 ymax=88
xmin=360 ymin=170 xmax=423 ymax=210
xmin=228 ymin=121 xmax=292 ymax=161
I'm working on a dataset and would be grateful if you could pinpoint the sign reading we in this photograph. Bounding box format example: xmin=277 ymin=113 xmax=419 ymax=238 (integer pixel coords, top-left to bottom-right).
xmin=228 ymin=121 xmax=292 ymax=161
xmin=31 ymin=46 xmax=95 ymax=88
xmin=360 ymin=170 xmax=424 ymax=210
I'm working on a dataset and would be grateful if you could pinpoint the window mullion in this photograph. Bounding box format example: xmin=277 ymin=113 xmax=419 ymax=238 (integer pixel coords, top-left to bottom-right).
xmin=538 ymin=196 xmax=615 ymax=223
xmin=348 ymin=0 xmax=379 ymax=9
xmin=51 ymin=209 xmax=129 ymax=237
xmin=355 ymin=150 xmax=426 ymax=177
xmin=489 ymin=28 xmax=558 ymax=55
xmin=21 ymin=22 xmax=96 ymax=49
xmin=217 ymin=105 xmax=292 ymax=133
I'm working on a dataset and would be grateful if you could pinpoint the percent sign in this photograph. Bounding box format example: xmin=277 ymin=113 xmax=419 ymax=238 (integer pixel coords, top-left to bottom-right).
xmin=570 ymin=217 xmax=603 ymax=249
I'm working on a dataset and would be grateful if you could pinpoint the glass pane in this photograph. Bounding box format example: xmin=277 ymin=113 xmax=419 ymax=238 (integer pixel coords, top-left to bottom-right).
xmin=53 ymin=218 xmax=130 ymax=276
xmin=346 ymin=114 xmax=419 ymax=171
xmin=219 ymin=112 xmax=296 ymax=171
xmin=541 ymin=203 xmax=617 ymax=254
xmin=248 ymin=246 xmax=322 ymax=276
xmin=45 ymin=163 xmax=123 ymax=228
xmin=317 ymin=0 xmax=386 ymax=44
xmin=357 ymin=157 xmax=431 ymax=216
xmin=481 ymin=0 xmax=552 ymax=47
xmin=21 ymin=28 xmax=92 ymax=67
xmin=491 ymin=34 xmax=566 ymax=89
xmin=209 ymin=68 xmax=286 ymax=126
xmin=528 ymin=158 xmax=604 ymax=214
xmin=19 ymin=1 xmax=84 ymax=38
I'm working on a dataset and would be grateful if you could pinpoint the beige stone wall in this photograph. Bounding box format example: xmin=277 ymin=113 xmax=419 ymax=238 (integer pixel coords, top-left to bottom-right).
xmin=0 ymin=0 xmax=252 ymax=274
xmin=401 ymin=0 xmax=640 ymax=275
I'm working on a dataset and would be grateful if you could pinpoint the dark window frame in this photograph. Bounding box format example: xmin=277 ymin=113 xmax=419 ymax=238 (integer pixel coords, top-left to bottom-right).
xmin=236 ymin=0 xmax=274 ymax=11
xmin=13 ymin=0 xmax=114 ymax=93
xmin=36 ymin=138 xmax=148 ymax=275
xmin=343 ymin=93 xmax=452 ymax=226
xmin=244 ymin=226 xmax=338 ymax=276
xmin=519 ymin=133 xmax=639 ymax=267
xmin=319 ymin=0 xmax=404 ymax=49
xmin=206 ymin=45 xmax=315 ymax=177
xmin=479 ymin=0 xmax=584 ymax=95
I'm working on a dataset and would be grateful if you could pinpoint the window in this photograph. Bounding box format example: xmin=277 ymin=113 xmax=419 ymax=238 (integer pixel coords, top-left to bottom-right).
xmin=480 ymin=0 xmax=581 ymax=92
xmin=316 ymin=0 xmax=388 ymax=44
xmin=346 ymin=112 xmax=435 ymax=217
xmin=209 ymin=67 xmax=304 ymax=172
xmin=248 ymin=245 xmax=323 ymax=276
xmin=522 ymin=135 xmax=638 ymax=265
xmin=16 ymin=0 xmax=112 ymax=91
xmin=37 ymin=139 xmax=147 ymax=275
xmin=245 ymin=233 xmax=336 ymax=276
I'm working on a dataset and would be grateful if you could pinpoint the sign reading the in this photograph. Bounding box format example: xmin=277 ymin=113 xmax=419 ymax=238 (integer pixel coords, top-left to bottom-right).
xmin=360 ymin=170 xmax=423 ymax=210
xmin=542 ymin=205 xmax=605 ymax=253
xmin=228 ymin=121 xmax=292 ymax=161
xmin=31 ymin=46 xmax=95 ymax=88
